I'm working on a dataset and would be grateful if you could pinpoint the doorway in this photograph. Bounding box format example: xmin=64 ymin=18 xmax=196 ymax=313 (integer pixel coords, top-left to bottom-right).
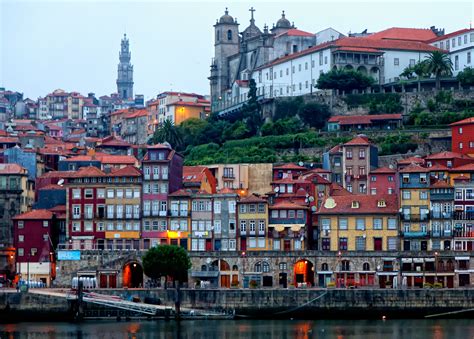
xmin=123 ymin=262 xmax=143 ymax=288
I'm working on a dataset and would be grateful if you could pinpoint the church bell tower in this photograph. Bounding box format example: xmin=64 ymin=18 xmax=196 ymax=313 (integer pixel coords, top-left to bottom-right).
xmin=117 ymin=34 xmax=134 ymax=100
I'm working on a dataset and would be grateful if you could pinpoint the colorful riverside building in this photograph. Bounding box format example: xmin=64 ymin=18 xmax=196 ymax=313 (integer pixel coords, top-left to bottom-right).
xmin=13 ymin=210 xmax=57 ymax=287
xmin=429 ymin=180 xmax=454 ymax=251
xmin=66 ymin=166 xmax=142 ymax=250
xmin=399 ymin=164 xmax=431 ymax=251
xmin=212 ymin=188 xmax=238 ymax=252
xmin=168 ymin=189 xmax=192 ymax=249
xmin=453 ymin=175 xmax=474 ymax=251
xmin=237 ymin=194 xmax=267 ymax=251
xmin=317 ymin=194 xmax=399 ymax=287
xmin=141 ymin=144 xmax=183 ymax=247
xmin=450 ymin=117 xmax=474 ymax=157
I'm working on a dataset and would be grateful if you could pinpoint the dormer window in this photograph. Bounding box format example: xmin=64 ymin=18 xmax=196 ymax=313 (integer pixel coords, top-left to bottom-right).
xmin=402 ymin=174 xmax=410 ymax=183
xmin=351 ymin=201 xmax=360 ymax=209
xmin=420 ymin=173 xmax=427 ymax=184
xmin=377 ymin=199 xmax=386 ymax=207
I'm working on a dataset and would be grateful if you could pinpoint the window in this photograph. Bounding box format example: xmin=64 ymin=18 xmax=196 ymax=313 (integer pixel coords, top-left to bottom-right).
xmin=409 ymin=59 xmax=415 ymax=67
xmin=388 ymin=176 xmax=394 ymax=182
xmin=394 ymin=58 xmax=399 ymax=66
xmin=387 ymin=237 xmax=397 ymax=250
xmin=359 ymin=148 xmax=365 ymax=159
xmin=371 ymin=188 xmax=377 ymax=195
xmin=402 ymin=191 xmax=411 ymax=200
xmin=258 ymin=203 xmax=265 ymax=213
xmin=455 ymin=55 xmax=459 ymax=71
xmin=271 ymin=210 xmax=278 ymax=218
xmin=84 ymin=204 xmax=93 ymax=219
xmin=227 ymin=29 xmax=232 ymax=40
xmin=107 ymin=189 xmax=114 ymax=198
xmin=85 ymin=189 xmax=93 ymax=199
xmin=339 ymin=237 xmax=348 ymax=250
xmin=288 ymin=210 xmax=295 ymax=218
xmin=18 ymin=221 xmax=24 ymax=229
xmin=258 ymin=220 xmax=265 ymax=233
xmin=322 ymin=238 xmax=330 ymax=251
xmin=359 ymin=166 xmax=366 ymax=176
xmin=338 ymin=218 xmax=348 ymax=230
xmin=280 ymin=210 xmax=287 ymax=218
xmin=125 ymin=189 xmax=133 ymax=198
xmin=356 ymin=236 xmax=366 ymax=251
xmin=459 ymin=142 xmax=463 ymax=149
xmin=402 ymin=174 xmax=410 ymax=183
xmin=370 ymin=218 xmax=383 ymax=231
xmin=388 ymin=218 xmax=397 ymax=230
xmin=452 ymin=38 xmax=456 ymax=47
xmin=468 ymin=52 xmax=471 ymax=64
xmin=84 ymin=221 xmax=93 ymax=231
xmin=116 ymin=189 xmax=123 ymax=198
xmin=214 ymin=201 xmax=221 ymax=214
xmin=240 ymin=220 xmax=247 ymax=233
xmin=420 ymin=191 xmax=428 ymax=200
xmin=18 ymin=248 xmax=24 ymax=256
xmin=116 ymin=205 xmax=123 ymax=218
xmin=73 ymin=205 xmax=81 ymax=219
xmin=346 ymin=148 xmax=353 ymax=159
xmin=459 ymin=127 xmax=463 ymax=134
xmin=296 ymin=210 xmax=304 ymax=219
xmin=321 ymin=218 xmax=331 ymax=231
xmin=356 ymin=218 xmax=365 ymax=230
xmin=420 ymin=173 xmax=427 ymax=184
xmin=72 ymin=222 xmax=81 ymax=232
xmin=97 ymin=189 xmax=105 ymax=198
xmin=18 ymin=235 xmax=24 ymax=242
xmin=458 ymin=36 xmax=462 ymax=46
xmin=371 ymin=176 xmax=376 ymax=182
xmin=107 ymin=205 xmax=114 ymax=218
xmin=72 ymin=189 xmax=81 ymax=199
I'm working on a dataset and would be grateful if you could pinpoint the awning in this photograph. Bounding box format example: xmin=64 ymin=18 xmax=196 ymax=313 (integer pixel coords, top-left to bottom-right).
xmin=401 ymin=258 xmax=413 ymax=263
xmin=424 ymin=258 xmax=435 ymax=262
xmin=290 ymin=224 xmax=302 ymax=232
xmin=382 ymin=258 xmax=397 ymax=261
xmin=413 ymin=258 xmax=424 ymax=263
xmin=455 ymin=256 xmax=470 ymax=260
xmin=269 ymin=224 xmax=305 ymax=232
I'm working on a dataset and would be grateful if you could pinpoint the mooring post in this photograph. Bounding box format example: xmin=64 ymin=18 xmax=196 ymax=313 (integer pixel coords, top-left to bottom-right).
xmin=175 ymin=280 xmax=181 ymax=321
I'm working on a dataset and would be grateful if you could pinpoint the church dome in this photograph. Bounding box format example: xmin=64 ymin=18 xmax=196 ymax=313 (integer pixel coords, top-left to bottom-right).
xmin=242 ymin=24 xmax=262 ymax=39
xmin=276 ymin=11 xmax=291 ymax=29
xmin=219 ymin=8 xmax=234 ymax=24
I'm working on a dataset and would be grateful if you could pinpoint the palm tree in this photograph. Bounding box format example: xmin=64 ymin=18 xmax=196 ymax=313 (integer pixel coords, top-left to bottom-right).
xmin=425 ymin=51 xmax=453 ymax=91
xmin=412 ymin=61 xmax=428 ymax=92
xmin=151 ymin=119 xmax=183 ymax=149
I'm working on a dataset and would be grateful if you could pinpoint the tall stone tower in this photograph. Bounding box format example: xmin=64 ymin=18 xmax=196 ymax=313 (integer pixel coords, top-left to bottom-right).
xmin=116 ymin=34 xmax=134 ymax=99
xmin=209 ymin=8 xmax=239 ymax=109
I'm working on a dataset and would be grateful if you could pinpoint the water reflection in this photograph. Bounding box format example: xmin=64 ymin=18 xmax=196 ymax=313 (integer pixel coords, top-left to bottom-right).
xmin=0 ymin=319 xmax=473 ymax=339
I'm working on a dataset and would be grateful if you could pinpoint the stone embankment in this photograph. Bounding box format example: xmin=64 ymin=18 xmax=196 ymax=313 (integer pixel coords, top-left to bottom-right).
xmin=1 ymin=288 xmax=474 ymax=321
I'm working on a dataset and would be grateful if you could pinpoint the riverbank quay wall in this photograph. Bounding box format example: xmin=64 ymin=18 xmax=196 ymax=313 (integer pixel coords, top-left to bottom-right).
xmin=1 ymin=289 xmax=474 ymax=321
xmin=54 ymin=250 xmax=474 ymax=289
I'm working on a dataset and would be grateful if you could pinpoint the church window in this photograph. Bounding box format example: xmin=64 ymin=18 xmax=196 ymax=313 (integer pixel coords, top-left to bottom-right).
xmin=217 ymin=30 xmax=220 ymax=41
xmin=227 ymin=30 xmax=232 ymax=40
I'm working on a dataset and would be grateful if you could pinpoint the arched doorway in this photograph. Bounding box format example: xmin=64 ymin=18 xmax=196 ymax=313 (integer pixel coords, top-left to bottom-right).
xmin=294 ymin=259 xmax=314 ymax=287
xmin=123 ymin=262 xmax=143 ymax=288
xmin=357 ymin=66 xmax=367 ymax=74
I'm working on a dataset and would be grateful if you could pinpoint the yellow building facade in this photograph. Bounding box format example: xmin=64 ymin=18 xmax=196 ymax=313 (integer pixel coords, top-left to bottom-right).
xmin=237 ymin=195 xmax=269 ymax=251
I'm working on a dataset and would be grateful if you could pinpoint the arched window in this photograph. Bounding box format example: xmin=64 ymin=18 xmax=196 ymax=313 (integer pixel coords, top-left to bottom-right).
xmin=254 ymin=262 xmax=262 ymax=272
xmin=363 ymin=262 xmax=370 ymax=271
xmin=321 ymin=263 xmax=329 ymax=271
xmin=217 ymin=30 xmax=221 ymax=41
xmin=227 ymin=29 xmax=232 ymax=41
xmin=262 ymin=262 xmax=270 ymax=273
xmin=232 ymin=265 xmax=238 ymax=271
xmin=341 ymin=260 xmax=350 ymax=271
xmin=220 ymin=260 xmax=230 ymax=271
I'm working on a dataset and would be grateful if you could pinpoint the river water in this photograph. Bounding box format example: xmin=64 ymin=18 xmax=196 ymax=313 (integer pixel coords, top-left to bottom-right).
xmin=0 ymin=319 xmax=473 ymax=338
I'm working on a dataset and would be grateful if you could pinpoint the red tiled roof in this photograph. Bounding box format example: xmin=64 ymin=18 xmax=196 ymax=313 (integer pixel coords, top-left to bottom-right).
xmin=38 ymin=171 xmax=76 ymax=179
xmin=0 ymin=137 xmax=20 ymax=144
xmin=338 ymin=36 xmax=441 ymax=52
xmin=451 ymin=163 xmax=474 ymax=172
xmin=453 ymin=174 xmax=471 ymax=182
xmin=183 ymin=166 xmax=207 ymax=183
xmin=269 ymin=201 xmax=309 ymax=210
xmin=169 ymin=189 xmax=193 ymax=197
xmin=428 ymin=28 xmax=474 ymax=43
xmin=430 ymin=180 xmax=452 ymax=188
xmin=366 ymin=27 xmax=437 ymax=42
xmin=147 ymin=143 xmax=172 ymax=149
xmin=276 ymin=28 xmax=314 ymax=37
xmin=425 ymin=151 xmax=470 ymax=160
xmin=0 ymin=163 xmax=27 ymax=175
xmin=63 ymin=154 xmax=137 ymax=165
xmin=344 ymin=135 xmax=371 ymax=146
xmin=370 ymin=166 xmax=396 ymax=174
xmin=273 ymin=163 xmax=306 ymax=170
xmin=426 ymin=163 xmax=449 ymax=171
xmin=98 ymin=136 xmax=131 ymax=147
xmin=217 ymin=187 xmax=235 ymax=194
xmin=109 ymin=165 xmax=142 ymax=177
xmin=329 ymin=182 xmax=353 ymax=196
xmin=124 ymin=109 xmax=148 ymax=119
xmin=328 ymin=145 xmax=342 ymax=154
xmin=319 ymin=194 xmax=398 ymax=214
xmin=399 ymin=163 xmax=429 ymax=173
xmin=328 ymin=114 xmax=402 ymax=125
xmin=450 ymin=117 xmax=474 ymax=126
xmin=239 ymin=194 xmax=267 ymax=204
xmin=72 ymin=166 xmax=106 ymax=178
xmin=334 ymin=46 xmax=382 ymax=53
xmin=13 ymin=209 xmax=53 ymax=220
xmin=397 ymin=156 xmax=425 ymax=165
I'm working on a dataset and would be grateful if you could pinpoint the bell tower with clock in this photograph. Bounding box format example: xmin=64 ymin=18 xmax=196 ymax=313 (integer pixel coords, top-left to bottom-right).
xmin=116 ymin=34 xmax=134 ymax=99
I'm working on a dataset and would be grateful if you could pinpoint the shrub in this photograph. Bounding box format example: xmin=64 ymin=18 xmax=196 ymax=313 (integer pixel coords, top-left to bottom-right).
xmin=423 ymin=283 xmax=433 ymax=289
xmin=433 ymin=282 xmax=443 ymax=289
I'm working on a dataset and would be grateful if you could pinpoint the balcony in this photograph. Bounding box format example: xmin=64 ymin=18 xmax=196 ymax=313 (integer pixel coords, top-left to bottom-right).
xmin=400 ymin=213 xmax=429 ymax=222
xmin=222 ymin=174 xmax=235 ymax=180
xmin=429 ymin=193 xmax=454 ymax=201
xmin=430 ymin=211 xmax=452 ymax=219
xmin=431 ymin=230 xmax=452 ymax=237
xmin=453 ymin=230 xmax=474 ymax=238
xmin=454 ymin=211 xmax=474 ymax=221
xmin=401 ymin=231 xmax=429 ymax=238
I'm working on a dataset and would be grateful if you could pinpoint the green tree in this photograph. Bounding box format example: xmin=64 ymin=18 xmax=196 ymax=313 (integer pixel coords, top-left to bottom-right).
xmin=425 ymin=51 xmax=453 ymax=91
xmin=457 ymin=67 xmax=474 ymax=87
xmin=178 ymin=118 xmax=208 ymax=147
xmin=151 ymin=119 xmax=183 ymax=149
xmin=241 ymin=79 xmax=262 ymax=135
xmin=297 ymin=102 xmax=331 ymax=129
xmin=317 ymin=68 xmax=375 ymax=92
xmin=413 ymin=60 xmax=429 ymax=92
xmin=142 ymin=245 xmax=191 ymax=288
xmin=274 ymin=97 xmax=304 ymax=120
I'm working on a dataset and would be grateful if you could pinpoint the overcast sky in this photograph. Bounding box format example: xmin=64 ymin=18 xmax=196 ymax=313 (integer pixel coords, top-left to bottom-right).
xmin=1 ymin=0 xmax=473 ymax=101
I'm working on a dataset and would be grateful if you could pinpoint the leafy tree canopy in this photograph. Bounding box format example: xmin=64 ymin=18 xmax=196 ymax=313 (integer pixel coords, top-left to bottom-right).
xmin=317 ymin=68 xmax=375 ymax=92
xmin=142 ymin=245 xmax=191 ymax=284
xmin=457 ymin=67 xmax=474 ymax=87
